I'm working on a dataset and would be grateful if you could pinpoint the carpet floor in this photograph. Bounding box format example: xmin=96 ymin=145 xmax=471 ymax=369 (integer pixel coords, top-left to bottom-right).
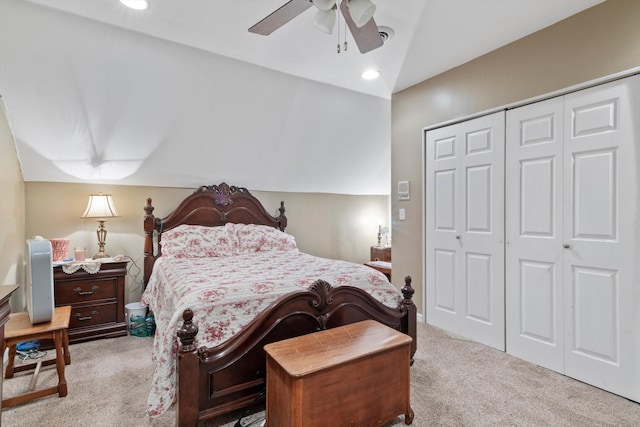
xmin=2 ymin=322 xmax=640 ymax=426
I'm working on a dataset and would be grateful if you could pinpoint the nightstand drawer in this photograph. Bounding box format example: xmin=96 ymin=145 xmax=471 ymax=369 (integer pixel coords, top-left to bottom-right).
xmin=69 ymin=302 xmax=117 ymax=329
xmin=55 ymin=278 xmax=117 ymax=304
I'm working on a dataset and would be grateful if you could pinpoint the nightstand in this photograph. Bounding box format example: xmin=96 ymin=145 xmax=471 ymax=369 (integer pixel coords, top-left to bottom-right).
xmin=370 ymin=245 xmax=391 ymax=262
xmin=53 ymin=260 xmax=128 ymax=344
xmin=366 ymin=246 xmax=392 ymax=280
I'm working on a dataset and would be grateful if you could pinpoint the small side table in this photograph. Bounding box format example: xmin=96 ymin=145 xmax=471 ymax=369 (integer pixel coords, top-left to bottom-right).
xmin=2 ymin=305 xmax=72 ymax=408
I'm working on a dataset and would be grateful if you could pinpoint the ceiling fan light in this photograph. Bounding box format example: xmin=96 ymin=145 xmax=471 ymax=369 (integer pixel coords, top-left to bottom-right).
xmin=120 ymin=0 xmax=149 ymax=10
xmin=348 ymin=0 xmax=376 ymax=28
xmin=312 ymin=0 xmax=336 ymax=11
xmin=313 ymin=9 xmax=336 ymax=34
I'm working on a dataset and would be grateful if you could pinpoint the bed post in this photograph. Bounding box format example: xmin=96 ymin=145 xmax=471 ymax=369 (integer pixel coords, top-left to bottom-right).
xmin=176 ymin=309 xmax=200 ymax=427
xmin=277 ymin=201 xmax=287 ymax=231
xmin=143 ymin=198 xmax=156 ymax=288
xmin=401 ymin=276 xmax=417 ymax=363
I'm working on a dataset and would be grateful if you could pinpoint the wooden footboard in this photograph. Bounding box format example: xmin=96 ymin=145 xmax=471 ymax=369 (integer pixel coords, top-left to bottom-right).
xmin=175 ymin=276 xmax=417 ymax=427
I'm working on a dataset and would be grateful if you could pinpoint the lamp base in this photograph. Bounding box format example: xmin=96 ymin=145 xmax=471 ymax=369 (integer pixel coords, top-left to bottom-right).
xmin=93 ymin=252 xmax=111 ymax=259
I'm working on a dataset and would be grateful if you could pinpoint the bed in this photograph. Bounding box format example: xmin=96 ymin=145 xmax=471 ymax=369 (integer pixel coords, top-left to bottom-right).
xmin=141 ymin=183 xmax=417 ymax=426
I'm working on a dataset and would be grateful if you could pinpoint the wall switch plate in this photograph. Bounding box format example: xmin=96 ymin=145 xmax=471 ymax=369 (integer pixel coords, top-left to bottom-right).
xmin=398 ymin=181 xmax=410 ymax=200
xmin=399 ymin=208 xmax=406 ymax=220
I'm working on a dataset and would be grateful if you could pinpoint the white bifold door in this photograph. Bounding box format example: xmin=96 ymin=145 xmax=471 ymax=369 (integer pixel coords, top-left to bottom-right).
xmin=425 ymin=111 xmax=505 ymax=351
xmin=506 ymin=75 xmax=640 ymax=402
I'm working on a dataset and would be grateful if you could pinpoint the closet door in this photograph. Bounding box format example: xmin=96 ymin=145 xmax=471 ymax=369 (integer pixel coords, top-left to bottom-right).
xmin=426 ymin=111 xmax=505 ymax=350
xmin=505 ymin=97 xmax=564 ymax=372
xmin=506 ymin=75 xmax=640 ymax=403
xmin=563 ymin=75 xmax=639 ymax=402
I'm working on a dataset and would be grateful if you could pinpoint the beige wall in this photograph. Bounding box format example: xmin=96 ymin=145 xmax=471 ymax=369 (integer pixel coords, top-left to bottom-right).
xmin=25 ymin=182 xmax=389 ymax=304
xmin=0 ymin=98 xmax=26 ymax=311
xmin=391 ymin=0 xmax=640 ymax=315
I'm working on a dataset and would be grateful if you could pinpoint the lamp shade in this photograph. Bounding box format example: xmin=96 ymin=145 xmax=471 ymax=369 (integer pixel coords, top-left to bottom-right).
xmin=313 ymin=8 xmax=336 ymax=34
xmin=81 ymin=194 xmax=120 ymax=219
xmin=349 ymin=0 xmax=376 ymax=27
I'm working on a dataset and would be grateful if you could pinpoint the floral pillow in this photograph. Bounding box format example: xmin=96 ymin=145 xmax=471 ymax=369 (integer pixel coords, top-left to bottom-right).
xmin=229 ymin=223 xmax=297 ymax=253
xmin=160 ymin=224 xmax=238 ymax=258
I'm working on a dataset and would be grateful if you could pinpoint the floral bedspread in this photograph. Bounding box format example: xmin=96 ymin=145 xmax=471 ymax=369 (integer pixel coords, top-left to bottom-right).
xmin=141 ymin=249 xmax=402 ymax=416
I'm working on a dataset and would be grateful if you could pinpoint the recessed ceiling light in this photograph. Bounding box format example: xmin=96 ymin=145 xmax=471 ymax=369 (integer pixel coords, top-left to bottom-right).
xmin=361 ymin=70 xmax=381 ymax=80
xmin=120 ymin=0 xmax=149 ymax=10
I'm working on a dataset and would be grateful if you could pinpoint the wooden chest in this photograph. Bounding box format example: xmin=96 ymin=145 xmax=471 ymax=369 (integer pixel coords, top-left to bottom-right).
xmin=264 ymin=320 xmax=414 ymax=426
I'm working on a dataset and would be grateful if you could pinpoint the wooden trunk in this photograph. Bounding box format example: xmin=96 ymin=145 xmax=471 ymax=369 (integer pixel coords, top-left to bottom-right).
xmin=264 ymin=320 xmax=414 ymax=426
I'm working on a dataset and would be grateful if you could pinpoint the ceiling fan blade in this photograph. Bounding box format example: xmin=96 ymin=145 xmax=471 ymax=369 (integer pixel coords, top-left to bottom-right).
xmin=249 ymin=0 xmax=314 ymax=35
xmin=340 ymin=0 xmax=383 ymax=54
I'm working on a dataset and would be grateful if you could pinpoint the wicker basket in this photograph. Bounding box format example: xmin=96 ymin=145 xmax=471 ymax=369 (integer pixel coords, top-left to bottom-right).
xmin=50 ymin=238 xmax=70 ymax=261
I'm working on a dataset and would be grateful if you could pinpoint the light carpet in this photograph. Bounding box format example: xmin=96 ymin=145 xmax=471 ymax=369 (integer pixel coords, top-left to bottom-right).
xmin=3 ymin=323 xmax=640 ymax=426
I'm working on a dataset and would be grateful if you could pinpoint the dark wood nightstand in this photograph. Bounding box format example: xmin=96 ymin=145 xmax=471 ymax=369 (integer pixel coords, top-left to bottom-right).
xmin=53 ymin=260 xmax=128 ymax=344
xmin=370 ymin=245 xmax=391 ymax=262
xmin=366 ymin=246 xmax=392 ymax=280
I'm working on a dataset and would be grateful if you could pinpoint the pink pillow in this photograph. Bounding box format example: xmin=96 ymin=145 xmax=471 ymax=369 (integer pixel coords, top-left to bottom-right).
xmin=160 ymin=224 xmax=238 ymax=258
xmin=228 ymin=223 xmax=297 ymax=253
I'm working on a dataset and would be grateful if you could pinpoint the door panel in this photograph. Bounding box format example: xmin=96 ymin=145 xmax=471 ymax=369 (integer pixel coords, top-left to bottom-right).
xmin=426 ymin=111 xmax=505 ymax=350
xmin=465 ymin=252 xmax=491 ymax=323
xmin=434 ymin=170 xmax=456 ymax=231
xmin=466 ymin=165 xmax=492 ymax=232
xmin=427 ymin=129 xmax=460 ymax=332
xmin=434 ymin=249 xmax=456 ymax=313
xmin=519 ymin=260 xmax=556 ymax=344
xmin=520 ymin=157 xmax=555 ymax=237
xmin=506 ymin=96 xmax=565 ymax=372
xmin=572 ymin=149 xmax=616 ymax=240
xmin=563 ymin=75 xmax=639 ymax=402
xmin=572 ymin=266 xmax=618 ymax=364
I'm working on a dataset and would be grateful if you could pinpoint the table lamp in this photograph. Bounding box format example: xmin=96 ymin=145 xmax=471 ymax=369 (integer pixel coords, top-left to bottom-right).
xmin=81 ymin=193 xmax=120 ymax=259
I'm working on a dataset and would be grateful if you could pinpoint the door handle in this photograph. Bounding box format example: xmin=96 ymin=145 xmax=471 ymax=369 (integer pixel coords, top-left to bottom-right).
xmin=455 ymin=235 xmax=461 ymax=240
xmin=563 ymin=243 xmax=571 ymax=249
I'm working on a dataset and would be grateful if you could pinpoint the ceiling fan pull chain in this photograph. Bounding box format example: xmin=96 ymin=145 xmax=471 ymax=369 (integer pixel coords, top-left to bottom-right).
xmin=343 ymin=14 xmax=348 ymax=51
xmin=336 ymin=0 xmax=341 ymax=53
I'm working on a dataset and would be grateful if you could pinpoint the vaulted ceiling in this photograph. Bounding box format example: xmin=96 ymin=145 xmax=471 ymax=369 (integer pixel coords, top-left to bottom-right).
xmin=0 ymin=0 xmax=602 ymax=194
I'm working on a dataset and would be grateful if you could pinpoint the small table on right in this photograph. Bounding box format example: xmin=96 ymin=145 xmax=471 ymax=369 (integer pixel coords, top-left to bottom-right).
xmin=365 ymin=259 xmax=392 ymax=280
xmin=264 ymin=320 xmax=414 ymax=426
xmin=367 ymin=245 xmax=392 ymax=280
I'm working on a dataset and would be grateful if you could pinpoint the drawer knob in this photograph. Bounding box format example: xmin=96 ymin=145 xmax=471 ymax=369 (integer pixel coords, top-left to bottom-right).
xmin=74 ymin=310 xmax=98 ymax=321
xmin=74 ymin=285 xmax=99 ymax=296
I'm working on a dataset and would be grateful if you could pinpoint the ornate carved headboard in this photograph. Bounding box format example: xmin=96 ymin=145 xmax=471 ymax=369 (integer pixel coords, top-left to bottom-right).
xmin=143 ymin=183 xmax=287 ymax=286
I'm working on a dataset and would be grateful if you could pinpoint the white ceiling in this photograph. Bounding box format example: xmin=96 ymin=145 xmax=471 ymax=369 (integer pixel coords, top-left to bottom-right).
xmin=20 ymin=0 xmax=602 ymax=98
xmin=0 ymin=0 xmax=603 ymax=195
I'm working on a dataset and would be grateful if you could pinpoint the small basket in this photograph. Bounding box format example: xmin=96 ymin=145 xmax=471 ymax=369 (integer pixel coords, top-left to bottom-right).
xmin=49 ymin=238 xmax=70 ymax=261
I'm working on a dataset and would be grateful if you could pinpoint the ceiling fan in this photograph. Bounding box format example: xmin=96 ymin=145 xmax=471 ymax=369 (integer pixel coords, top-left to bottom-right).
xmin=249 ymin=0 xmax=383 ymax=54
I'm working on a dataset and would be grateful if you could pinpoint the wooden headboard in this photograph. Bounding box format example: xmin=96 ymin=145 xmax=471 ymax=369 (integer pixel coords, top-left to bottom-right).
xmin=143 ymin=183 xmax=287 ymax=286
